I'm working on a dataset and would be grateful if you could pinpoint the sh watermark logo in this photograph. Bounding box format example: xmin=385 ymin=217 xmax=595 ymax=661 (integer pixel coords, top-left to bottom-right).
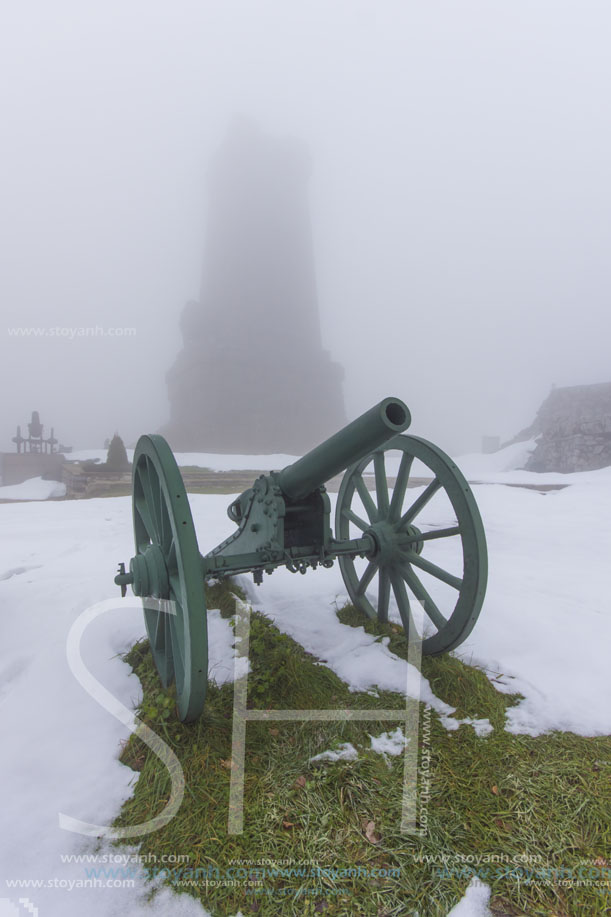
xmin=63 ymin=595 xmax=428 ymax=839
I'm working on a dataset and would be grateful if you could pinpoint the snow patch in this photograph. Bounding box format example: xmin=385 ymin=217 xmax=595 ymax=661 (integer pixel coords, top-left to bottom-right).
xmin=0 ymin=476 xmax=66 ymax=500
xmin=207 ymin=609 xmax=250 ymax=685
xmin=452 ymin=440 xmax=537 ymax=476
xmin=310 ymin=742 xmax=359 ymax=763
xmin=438 ymin=716 xmax=493 ymax=737
xmin=445 ymin=877 xmax=492 ymax=916
xmin=369 ymin=727 xmax=408 ymax=757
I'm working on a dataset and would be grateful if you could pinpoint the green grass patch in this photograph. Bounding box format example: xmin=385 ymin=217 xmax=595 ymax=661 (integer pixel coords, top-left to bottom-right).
xmin=113 ymin=593 xmax=611 ymax=917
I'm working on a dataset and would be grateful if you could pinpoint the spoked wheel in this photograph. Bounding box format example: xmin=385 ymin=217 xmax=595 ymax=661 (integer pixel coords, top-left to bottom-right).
xmin=131 ymin=434 xmax=208 ymax=722
xmin=335 ymin=435 xmax=488 ymax=654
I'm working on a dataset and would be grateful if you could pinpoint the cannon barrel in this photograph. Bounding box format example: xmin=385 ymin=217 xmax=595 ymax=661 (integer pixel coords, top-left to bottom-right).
xmin=276 ymin=397 xmax=411 ymax=501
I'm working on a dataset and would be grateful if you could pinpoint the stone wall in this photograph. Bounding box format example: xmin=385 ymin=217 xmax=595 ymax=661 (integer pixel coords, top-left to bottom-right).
xmin=517 ymin=383 xmax=611 ymax=473
xmin=0 ymin=452 xmax=65 ymax=486
xmin=61 ymin=463 xmax=131 ymax=498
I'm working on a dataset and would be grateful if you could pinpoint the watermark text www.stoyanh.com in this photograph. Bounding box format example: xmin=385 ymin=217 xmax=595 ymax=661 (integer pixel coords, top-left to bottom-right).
xmin=7 ymin=325 xmax=136 ymax=340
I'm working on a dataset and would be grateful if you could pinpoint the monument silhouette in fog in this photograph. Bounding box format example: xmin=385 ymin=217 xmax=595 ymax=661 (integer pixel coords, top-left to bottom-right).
xmin=161 ymin=120 xmax=345 ymax=454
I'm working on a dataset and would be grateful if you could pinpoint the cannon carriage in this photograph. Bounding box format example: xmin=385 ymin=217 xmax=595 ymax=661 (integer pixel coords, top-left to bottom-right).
xmin=115 ymin=397 xmax=487 ymax=722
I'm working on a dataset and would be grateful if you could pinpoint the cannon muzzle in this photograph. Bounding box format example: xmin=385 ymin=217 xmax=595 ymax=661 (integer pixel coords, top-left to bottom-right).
xmin=276 ymin=397 xmax=411 ymax=501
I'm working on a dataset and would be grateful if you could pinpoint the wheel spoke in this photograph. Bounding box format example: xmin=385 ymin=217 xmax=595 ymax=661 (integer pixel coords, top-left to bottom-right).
xmin=158 ymin=478 xmax=169 ymax=549
xmin=158 ymin=613 xmax=175 ymax=685
xmin=377 ymin=569 xmax=390 ymax=623
xmin=134 ymin=494 xmax=158 ymax=544
xmin=156 ymin=477 xmax=164 ymax=546
xmin=400 ymin=564 xmax=448 ymax=631
xmin=389 ymin=452 xmax=414 ymax=521
xmin=355 ymin=474 xmax=379 ymax=524
xmin=357 ymin=560 xmax=379 ymax=596
xmin=373 ymin=452 xmax=389 ymax=517
xmin=398 ymin=478 xmax=442 ymax=528
xmin=146 ymin=605 xmax=174 ymax=686
xmin=152 ymin=608 xmax=165 ymax=650
xmin=166 ymin=572 xmax=186 ymax=685
xmin=170 ymin=603 xmax=185 ymax=648
xmin=403 ymin=526 xmax=461 ymax=544
xmin=343 ymin=507 xmax=370 ymax=532
xmin=169 ymin=571 xmax=183 ymax=604
xmin=169 ymin=612 xmax=185 ymax=686
xmin=389 ymin=569 xmax=416 ymax=637
xmin=404 ymin=551 xmax=463 ymax=591
xmin=166 ymin=538 xmax=177 ymax=572
xmin=140 ymin=461 xmax=162 ymax=542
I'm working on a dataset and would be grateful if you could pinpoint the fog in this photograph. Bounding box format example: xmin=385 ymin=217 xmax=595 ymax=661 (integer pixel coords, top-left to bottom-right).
xmin=1 ymin=1 xmax=610 ymax=456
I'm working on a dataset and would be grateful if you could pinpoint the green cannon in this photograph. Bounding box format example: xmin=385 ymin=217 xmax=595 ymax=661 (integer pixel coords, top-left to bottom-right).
xmin=115 ymin=397 xmax=488 ymax=721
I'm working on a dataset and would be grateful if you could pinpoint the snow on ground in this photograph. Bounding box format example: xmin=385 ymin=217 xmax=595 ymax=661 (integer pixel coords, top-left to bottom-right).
xmin=462 ymin=480 xmax=611 ymax=735
xmin=452 ymin=444 xmax=611 ymax=487
xmin=437 ymin=716 xmax=493 ymax=737
xmin=0 ymin=457 xmax=609 ymax=915
xmin=369 ymin=727 xmax=408 ymax=757
xmin=450 ymin=440 xmax=537 ymax=477
xmin=309 ymin=729 xmax=411 ymax=765
xmin=445 ymin=878 xmax=492 ymax=916
xmin=0 ymin=497 xmax=221 ymax=916
xmin=310 ymin=742 xmax=359 ymax=763
xmin=0 ymin=475 xmax=66 ymax=500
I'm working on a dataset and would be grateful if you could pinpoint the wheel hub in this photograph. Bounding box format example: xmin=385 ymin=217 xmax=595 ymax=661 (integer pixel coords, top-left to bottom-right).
xmin=130 ymin=544 xmax=170 ymax=598
xmin=398 ymin=523 xmax=424 ymax=556
xmin=367 ymin=521 xmax=423 ymax=565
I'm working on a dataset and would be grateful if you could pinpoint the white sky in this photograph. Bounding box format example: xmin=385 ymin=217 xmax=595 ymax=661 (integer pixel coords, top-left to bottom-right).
xmin=1 ymin=1 xmax=610 ymax=454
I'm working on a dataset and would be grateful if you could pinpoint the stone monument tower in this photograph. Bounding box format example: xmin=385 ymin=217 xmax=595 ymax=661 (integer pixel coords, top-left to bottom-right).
xmin=161 ymin=120 xmax=345 ymax=454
